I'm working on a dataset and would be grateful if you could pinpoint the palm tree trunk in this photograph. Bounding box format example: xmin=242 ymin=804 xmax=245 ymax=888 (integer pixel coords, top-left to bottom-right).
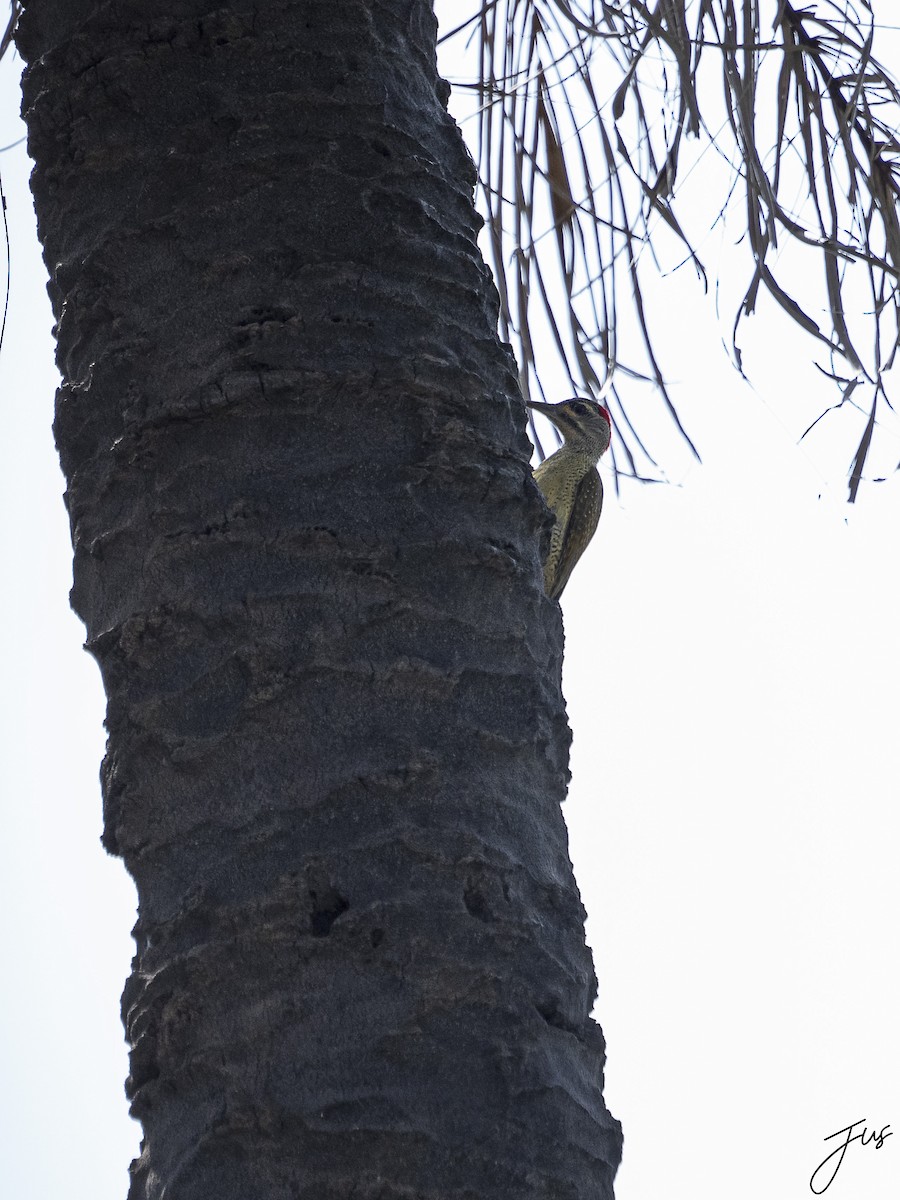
xmin=18 ymin=1 xmax=622 ymax=1195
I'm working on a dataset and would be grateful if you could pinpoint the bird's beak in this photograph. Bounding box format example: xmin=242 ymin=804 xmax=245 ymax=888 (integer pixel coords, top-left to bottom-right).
xmin=526 ymin=400 xmax=565 ymax=431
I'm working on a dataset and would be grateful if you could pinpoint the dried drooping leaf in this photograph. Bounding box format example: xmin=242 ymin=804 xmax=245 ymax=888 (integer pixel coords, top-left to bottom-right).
xmin=439 ymin=1 xmax=900 ymax=499
xmin=0 ymin=2 xmax=19 ymax=61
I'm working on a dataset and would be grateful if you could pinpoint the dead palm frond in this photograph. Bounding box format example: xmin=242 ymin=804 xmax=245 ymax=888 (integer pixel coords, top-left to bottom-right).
xmin=440 ymin=1 xmax=900 ymax=499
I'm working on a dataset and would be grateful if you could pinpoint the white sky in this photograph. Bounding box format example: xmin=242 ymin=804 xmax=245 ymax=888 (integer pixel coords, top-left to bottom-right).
xmin=1 ymin=10 xmax=899 ymax=1200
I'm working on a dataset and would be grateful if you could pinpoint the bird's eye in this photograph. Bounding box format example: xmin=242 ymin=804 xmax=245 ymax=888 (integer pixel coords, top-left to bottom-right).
xmin=571 ymin=402 xmax=587 ymax=415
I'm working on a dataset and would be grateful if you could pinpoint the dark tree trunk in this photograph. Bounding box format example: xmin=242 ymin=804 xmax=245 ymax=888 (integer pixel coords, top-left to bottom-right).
xmin=17 ymin=1 xmax=621 ymax=1195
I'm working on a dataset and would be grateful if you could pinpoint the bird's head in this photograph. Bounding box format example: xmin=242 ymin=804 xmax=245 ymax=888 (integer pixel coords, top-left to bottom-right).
xmin=527 ymin=397 xmax=612 ymax=458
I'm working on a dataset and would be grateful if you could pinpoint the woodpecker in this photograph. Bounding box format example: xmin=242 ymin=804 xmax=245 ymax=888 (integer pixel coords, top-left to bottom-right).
xmin=527 ymin=397 xmax=612 ymax=601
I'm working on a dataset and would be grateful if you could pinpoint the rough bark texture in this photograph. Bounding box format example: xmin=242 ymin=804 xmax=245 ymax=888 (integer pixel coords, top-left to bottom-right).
xmin=18 ymin=1 xmax=622 ymax=1196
